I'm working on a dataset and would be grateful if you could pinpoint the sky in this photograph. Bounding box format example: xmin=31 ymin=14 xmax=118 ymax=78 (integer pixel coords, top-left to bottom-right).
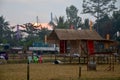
xmin=0 ymin=0 xmax=120 ymax=26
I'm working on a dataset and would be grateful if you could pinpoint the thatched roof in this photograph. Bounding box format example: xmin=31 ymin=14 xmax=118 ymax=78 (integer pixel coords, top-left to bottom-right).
xmin=47 ymin=29 xmax=105 ymax=41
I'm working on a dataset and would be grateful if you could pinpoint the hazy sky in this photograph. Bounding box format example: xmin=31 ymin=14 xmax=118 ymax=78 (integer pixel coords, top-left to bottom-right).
xmin=0 ymin=0 xmax=120 ymax=25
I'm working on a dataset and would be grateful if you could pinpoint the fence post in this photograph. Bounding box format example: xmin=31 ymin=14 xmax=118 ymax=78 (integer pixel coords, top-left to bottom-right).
xmin=27 ymin=60 xmax=30 ymax=80
xmin=79 ymin=65 xmax=81 ymax=79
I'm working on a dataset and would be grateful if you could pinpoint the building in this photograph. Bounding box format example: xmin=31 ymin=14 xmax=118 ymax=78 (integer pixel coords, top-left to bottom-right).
xmin=47 ymin=29 xmax=115 ymax=56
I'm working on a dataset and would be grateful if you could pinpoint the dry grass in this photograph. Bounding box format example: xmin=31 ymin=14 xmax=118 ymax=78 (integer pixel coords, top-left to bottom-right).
xmin=0 ymin=63 xmax=120 ymax=80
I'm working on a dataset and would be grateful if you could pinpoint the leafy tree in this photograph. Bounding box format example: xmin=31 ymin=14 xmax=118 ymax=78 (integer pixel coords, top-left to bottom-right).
xmin=10 ymin=25 xmax=22 ymax=46
xmin=0 ymin=16 xmax=11 ymax=43
xmin=82 ymin=0 xmax=117 ymax=32
xmin=66 ymin=5 xmax=82 ymax=29
xmin=23 ymin=23 xmax=38 ymax=36
xmin=22 ymin=23 xmax=50 ymax=47
xmin=37 ymin=28 xmax=50 ymax=42
xmin=82 ymin=0 xmax=117 ymax=19
xmin=83 ymin=19 xmax=90 ymax=29
xmin=54 ymin=16 xmax=68 ymax=29
xmin=90 ymin=10 xmax=120 ymax=40
xmin=10 ymin=22 xmax=51 ymax=47
xmin=22 ymin=23 xmax=40 ymax=47
xmin=10 ymin=23 xmax=39 ymax=46
xmin=112 ymin=10 xmax=120 ymax=39
xmin=95 ymin=14 xmax=113 ymax=38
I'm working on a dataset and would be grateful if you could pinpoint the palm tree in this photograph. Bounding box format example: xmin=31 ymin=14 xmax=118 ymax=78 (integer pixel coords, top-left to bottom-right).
xmin=0 ymin=16 xmax=10 ymax=43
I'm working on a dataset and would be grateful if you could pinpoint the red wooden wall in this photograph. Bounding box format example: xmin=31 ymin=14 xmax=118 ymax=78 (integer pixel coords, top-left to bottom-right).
xmin=87 ymin=40 xmax=94 ymax=55
xmin=60 ymin=40 xmax=67 ymax=54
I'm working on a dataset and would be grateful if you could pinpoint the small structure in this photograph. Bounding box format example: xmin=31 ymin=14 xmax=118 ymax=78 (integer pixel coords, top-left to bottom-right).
xmin=48 ymin=29 xmax=114 ymax=54
xmin=47 ymin=29 xmax=115 ymax=70
xmin=10 ymin=47 xmax=23 ymax=59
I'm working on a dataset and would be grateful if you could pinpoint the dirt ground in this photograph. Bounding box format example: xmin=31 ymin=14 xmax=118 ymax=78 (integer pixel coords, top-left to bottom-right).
xmin=0 ymin=62 xmax=120 ymax=80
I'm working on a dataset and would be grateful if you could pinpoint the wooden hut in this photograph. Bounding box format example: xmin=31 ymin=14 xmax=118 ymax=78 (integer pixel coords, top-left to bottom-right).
xmin=47 ymin=29 xmax=116 ymax=71
xmin=48 ymin=29 xmax=114 ymax=54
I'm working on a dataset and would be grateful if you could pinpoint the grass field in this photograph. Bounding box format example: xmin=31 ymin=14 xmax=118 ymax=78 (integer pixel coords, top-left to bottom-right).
xmin=0 ymin=62 xmax=120 ymax=80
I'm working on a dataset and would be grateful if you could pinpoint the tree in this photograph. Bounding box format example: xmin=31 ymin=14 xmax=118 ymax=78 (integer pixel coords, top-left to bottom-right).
xmin=82 ymin=0 xmax=117 ymax=32
xmin=54 ymin=16 xmax=68 ymax=29
xmin=37 ymin=28 xmax=50 ymax=42
xmin=22 ymin=23 xmax=40 ymax=46
xmin=66 ymin=5 xmax=82 ymax=29
xmin=83 ymin=19 xmax=90 ymax=29
xmin=112 ymin=10 xmax=120 ymax=39
xmin=88 ymin=9 xmax=120 ymax=39
xmin=10 ymin=24 xmax=25 ymax=46
xmin=0 ymin=16 xmax=11 ymax=43
xmin=11 ymin=23 xmax=40 ymax=46
xmin=96 ymin=14 xmax=113 ymax=38
xmin=82 ymin=0 xmax=117 ymax=19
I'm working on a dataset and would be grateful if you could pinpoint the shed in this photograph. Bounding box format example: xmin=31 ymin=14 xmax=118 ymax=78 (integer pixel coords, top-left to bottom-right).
xmin=47 ymin=29 xmax=114 ymax=56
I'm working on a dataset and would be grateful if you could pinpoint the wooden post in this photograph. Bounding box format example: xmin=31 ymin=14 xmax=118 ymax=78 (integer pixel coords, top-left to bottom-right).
xmin=55 ymin=54 xmax=56 ymax=61
xmin=87 ymin=55 xmax=89 ymax=71
xmin=79 ymin=57 xmax=80 ymax=64
xmin=79 ymin=65 xmax=81 ymax=78
xmin=27 ymin=60 xmax=30 ymax=80
xmin=64 ymin=56 xmax=66 ymax=63
xmin=84 ymin=57 xmax=85 ymax=63
xmin=112 ymin=54 xmax=114 ymax=71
